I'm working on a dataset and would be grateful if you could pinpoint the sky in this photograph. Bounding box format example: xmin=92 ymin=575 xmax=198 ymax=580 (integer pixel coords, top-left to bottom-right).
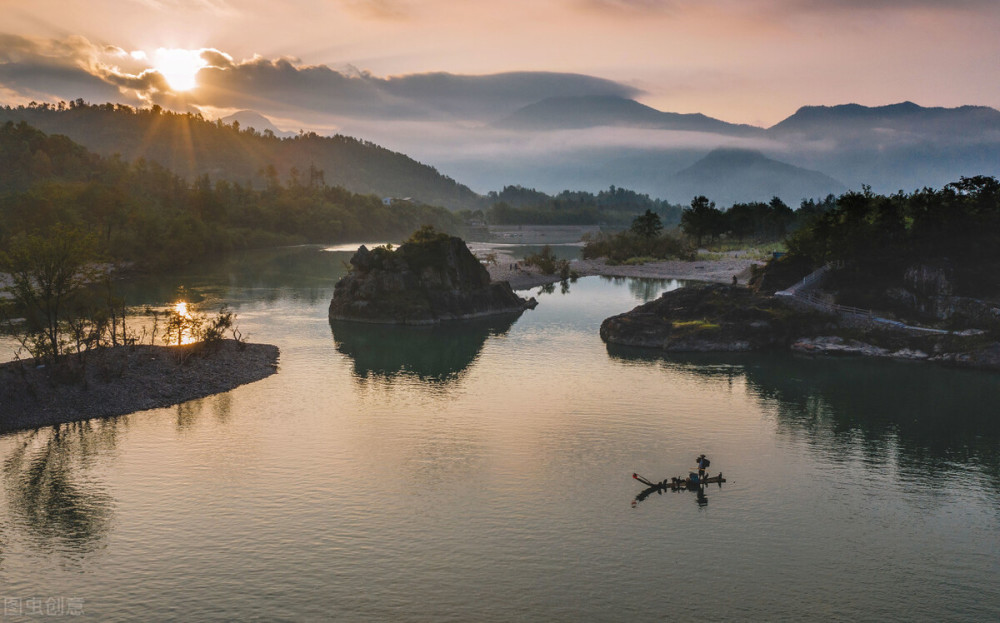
xmin=2 ymin=0 xmax=999 ymax=128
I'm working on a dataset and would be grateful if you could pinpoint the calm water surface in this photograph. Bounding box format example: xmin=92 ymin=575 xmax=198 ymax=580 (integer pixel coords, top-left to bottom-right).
xmin=1 ymin=246 xmax=998 ymax=621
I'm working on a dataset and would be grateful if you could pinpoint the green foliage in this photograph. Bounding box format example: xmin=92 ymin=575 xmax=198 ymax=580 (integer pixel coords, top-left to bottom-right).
xmin=0 ymin=121 xmax=463 ymax=271
xmin=163 ymin=304 xmax=240 ymax=348
xmin=582 ymin=230 xmax=694 ymax=263
xmin=0 ymin=225 xmax=101 ymax=362
xmin=675 ymin=194 xmax=814 ymax=248
xmin=680 ymin=196 xmax=725 ymax=246
xmin=406 ymin=224 xmax=452 ymax=245
xmin=397 ymin=225 xmax=459 ymax=273
xmin=523 ymin=245 xmax=571 ymax=277
xmin=484 ymin=185 xmax=683 ymax=226
xmin=784 ymin=177 xmax=1000 ymax=298
xmin=0 ymin=102 xmax=479 ymax=210
xmin=630 ymin=209 xmax=663 ymax=238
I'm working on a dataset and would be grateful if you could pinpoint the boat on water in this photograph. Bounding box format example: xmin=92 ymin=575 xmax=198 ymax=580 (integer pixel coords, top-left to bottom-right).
xmin=632 ymin=471 xmax=726 ymax=492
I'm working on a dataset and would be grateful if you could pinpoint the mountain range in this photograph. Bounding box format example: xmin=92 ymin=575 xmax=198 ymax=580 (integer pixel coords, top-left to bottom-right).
xmin=496 ymin=95 xmax=761 ymax=137
xmin=2 ymin=97 xmax=998 ymax=210
xmin=0 ymin=104 xmax=479 ymax=209
xmin=458 ymin=97 xmax=1000 ymax=205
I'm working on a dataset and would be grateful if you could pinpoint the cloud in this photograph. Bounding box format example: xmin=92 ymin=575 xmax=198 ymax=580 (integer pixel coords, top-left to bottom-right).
xmin=125 ymin=0 xmax=238 ymax=16
xmin=200 ymin=49 xmax=234 ymax=69
xmin=581 ymin=0 xmax=997 ymax=9
xmin=578 ymin=0 xmax=673 ymax=13
xmin=181 ymin=56 xmax=641 ymax=122
xmin=0 ymin=34 xmax=641 ymax=124
xmin=340 ymin=0 xmax=412 ymax=20
xmin=0 ymin=34 xmax=146 ymax=104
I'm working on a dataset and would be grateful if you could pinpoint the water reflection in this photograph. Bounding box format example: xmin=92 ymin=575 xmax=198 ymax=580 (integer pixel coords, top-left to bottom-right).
xmin=3 ymin=420 xmax=121 ymax=556
xmin=114 ymin=245 xmax=348 ymax=310
xmin=330 ymin=313 xmax=521 ymax=385
xmin=599 ymin=276 xmax=682 ymax=303
xmin=607 ymin=346 xmax=1000 ymax=492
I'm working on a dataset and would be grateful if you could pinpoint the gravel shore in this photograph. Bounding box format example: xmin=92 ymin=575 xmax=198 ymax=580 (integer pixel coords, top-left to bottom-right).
xmin=484 ymin=251 xmax=762 ymax=290
xmin=0 ymin=340 xmax=279 ymax=433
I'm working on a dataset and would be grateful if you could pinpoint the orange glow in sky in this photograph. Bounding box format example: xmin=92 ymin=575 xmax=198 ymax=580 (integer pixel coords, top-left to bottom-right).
xmin=2 ymin=1 xmax=999 ymax=126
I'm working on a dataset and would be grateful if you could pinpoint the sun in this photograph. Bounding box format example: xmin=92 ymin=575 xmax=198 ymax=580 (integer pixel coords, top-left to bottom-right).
xmin=153 ymin=48 xmax=207 ymax=92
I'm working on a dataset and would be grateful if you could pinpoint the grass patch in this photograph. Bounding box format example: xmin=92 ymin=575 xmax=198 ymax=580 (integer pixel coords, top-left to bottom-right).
xmin=672 ymin=319 xmax=721 ymax=332
xmin=697 ymin=242 xmax=786 ymax=261
xmin=622 ymin=256 xmax=658 ymax=265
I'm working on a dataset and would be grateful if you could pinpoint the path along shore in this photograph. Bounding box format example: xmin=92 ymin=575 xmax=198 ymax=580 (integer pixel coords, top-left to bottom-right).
xmin=485 ymin=251 xmax=763 ymax=290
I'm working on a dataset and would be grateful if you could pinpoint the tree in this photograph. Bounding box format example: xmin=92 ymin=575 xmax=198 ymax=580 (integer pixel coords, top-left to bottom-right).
xmin=681 ymin=196 xmax=723 ymax=246
xmin=630 ymin=209 xmax=663 ymax=238
xmin=0 ymin=226 xmax=100 ymax=361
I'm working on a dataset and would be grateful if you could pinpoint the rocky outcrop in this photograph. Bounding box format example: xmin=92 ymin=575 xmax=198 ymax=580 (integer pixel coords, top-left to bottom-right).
xmin=329 ymin=235 xmax=536 ymax=324
xmin=599 ymin=283 xmax=1000 ymax=370
xmin=600 ymin=284 xmax=831 ymax=351
xmin=889 ymin=262 xmax=1000 ymax=322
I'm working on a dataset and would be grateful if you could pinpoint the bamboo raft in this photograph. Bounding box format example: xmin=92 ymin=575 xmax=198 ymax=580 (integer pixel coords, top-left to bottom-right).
xmin=632 ymin=471 xmax=726 ymax=494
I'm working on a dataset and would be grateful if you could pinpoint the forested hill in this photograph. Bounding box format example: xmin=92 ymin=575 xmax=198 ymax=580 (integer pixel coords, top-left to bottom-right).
xmin=0 ymin=101 xmax=480 ymax=210
xmin=0 ymin=120 xmax=462 ymax=270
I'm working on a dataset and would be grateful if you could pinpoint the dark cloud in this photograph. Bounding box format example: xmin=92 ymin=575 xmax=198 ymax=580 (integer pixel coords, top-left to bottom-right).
xmin=0 ymin=34 xmax=640 ymax=123
xmin=187 ymin=58 xmax=641 ymax=121
xmin=0 ymin=34 xmax=143 ymax=104
xmin=0 ymin=60 xmax=133 ymax=105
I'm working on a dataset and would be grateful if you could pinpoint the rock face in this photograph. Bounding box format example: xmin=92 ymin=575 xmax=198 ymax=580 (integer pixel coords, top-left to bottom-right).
xmin=890 ymin=262 xmax=1000 ymax=322
xmin=329 ymin=235 xmax=536 ymax=324
xmin=600 ymin=284 xmax=829 ymax=351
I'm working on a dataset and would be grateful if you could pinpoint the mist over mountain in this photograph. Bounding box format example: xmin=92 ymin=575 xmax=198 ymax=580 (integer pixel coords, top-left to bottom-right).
xmin=419 ymin=99 xmax=1000 ymax=206
xmin=496 ymin=96 xmax=761 ymax=136
xmin=768 ymin=101 xmax=1000 ymax=139
xmin=668 ymin=149 xmax=846 ymax=207
xmin=2 ymin=97 xmax=997 ymax=211
xmin=762 ymin=102 xmax=1000 ymax=194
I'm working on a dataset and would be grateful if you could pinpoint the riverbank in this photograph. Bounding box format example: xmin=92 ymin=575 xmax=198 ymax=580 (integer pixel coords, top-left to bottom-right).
xmin=0 ymin=340 xmax=279 ymax=433
xmin=485 ymin=252 xmax=761 ymax=290
xmin=599 ymin=283 xmax=1000 ymax=370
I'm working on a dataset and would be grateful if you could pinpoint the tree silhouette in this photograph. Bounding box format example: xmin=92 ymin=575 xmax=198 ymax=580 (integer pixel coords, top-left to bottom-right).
xmin=630 ymin=209 xmax=663 ymax=238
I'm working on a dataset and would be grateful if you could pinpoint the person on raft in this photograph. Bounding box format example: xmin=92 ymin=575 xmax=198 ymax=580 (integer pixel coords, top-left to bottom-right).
xmin=696 ymin=454 xmax=710 ymax=482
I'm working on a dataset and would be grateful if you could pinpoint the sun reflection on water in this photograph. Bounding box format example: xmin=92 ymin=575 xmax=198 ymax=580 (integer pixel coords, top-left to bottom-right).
xmin=170 ymin=301 xmax=198 ymax=345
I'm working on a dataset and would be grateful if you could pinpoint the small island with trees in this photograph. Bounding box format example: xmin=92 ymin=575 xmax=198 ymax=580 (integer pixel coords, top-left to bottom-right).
xmin=330 ymin=226 xmax=536 ymax=324
xmin=0 ymin=224 xmax=279 ymax=433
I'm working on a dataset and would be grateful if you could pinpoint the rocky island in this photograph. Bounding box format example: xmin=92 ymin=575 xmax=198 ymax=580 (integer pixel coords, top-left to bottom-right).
xmin=329 ymin=227 xmax=536 ymax=324
xmin=600 ymin=284 xmax=828 ymax=352
xmin=600 ymin=270 xmax=1000 ymax=370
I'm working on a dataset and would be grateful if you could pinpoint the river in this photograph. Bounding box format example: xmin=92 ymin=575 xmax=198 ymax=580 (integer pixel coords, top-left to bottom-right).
xmin=1 ymin=245 xmax=998 ymax=621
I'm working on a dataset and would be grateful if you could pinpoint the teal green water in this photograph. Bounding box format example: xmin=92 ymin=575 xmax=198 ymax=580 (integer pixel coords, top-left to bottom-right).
xmin=1 ymin=245 xmax=999 ymax=621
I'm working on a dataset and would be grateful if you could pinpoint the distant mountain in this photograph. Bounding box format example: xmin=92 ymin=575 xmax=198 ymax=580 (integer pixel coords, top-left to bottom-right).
xmin=0 ymin=103 xmax=480 ymax=209
xmin=220 ymin=110 xmax=295 ymax=137
xmin=768 ymin=101 xmax=1000 ymax=140
xmin=496 ymin=96 xmax=762 ymax=136
xmin=668 ymin=149 xmax=845 ymax=206
xmin=766 ymin=102 xmax=1000 ymax=193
